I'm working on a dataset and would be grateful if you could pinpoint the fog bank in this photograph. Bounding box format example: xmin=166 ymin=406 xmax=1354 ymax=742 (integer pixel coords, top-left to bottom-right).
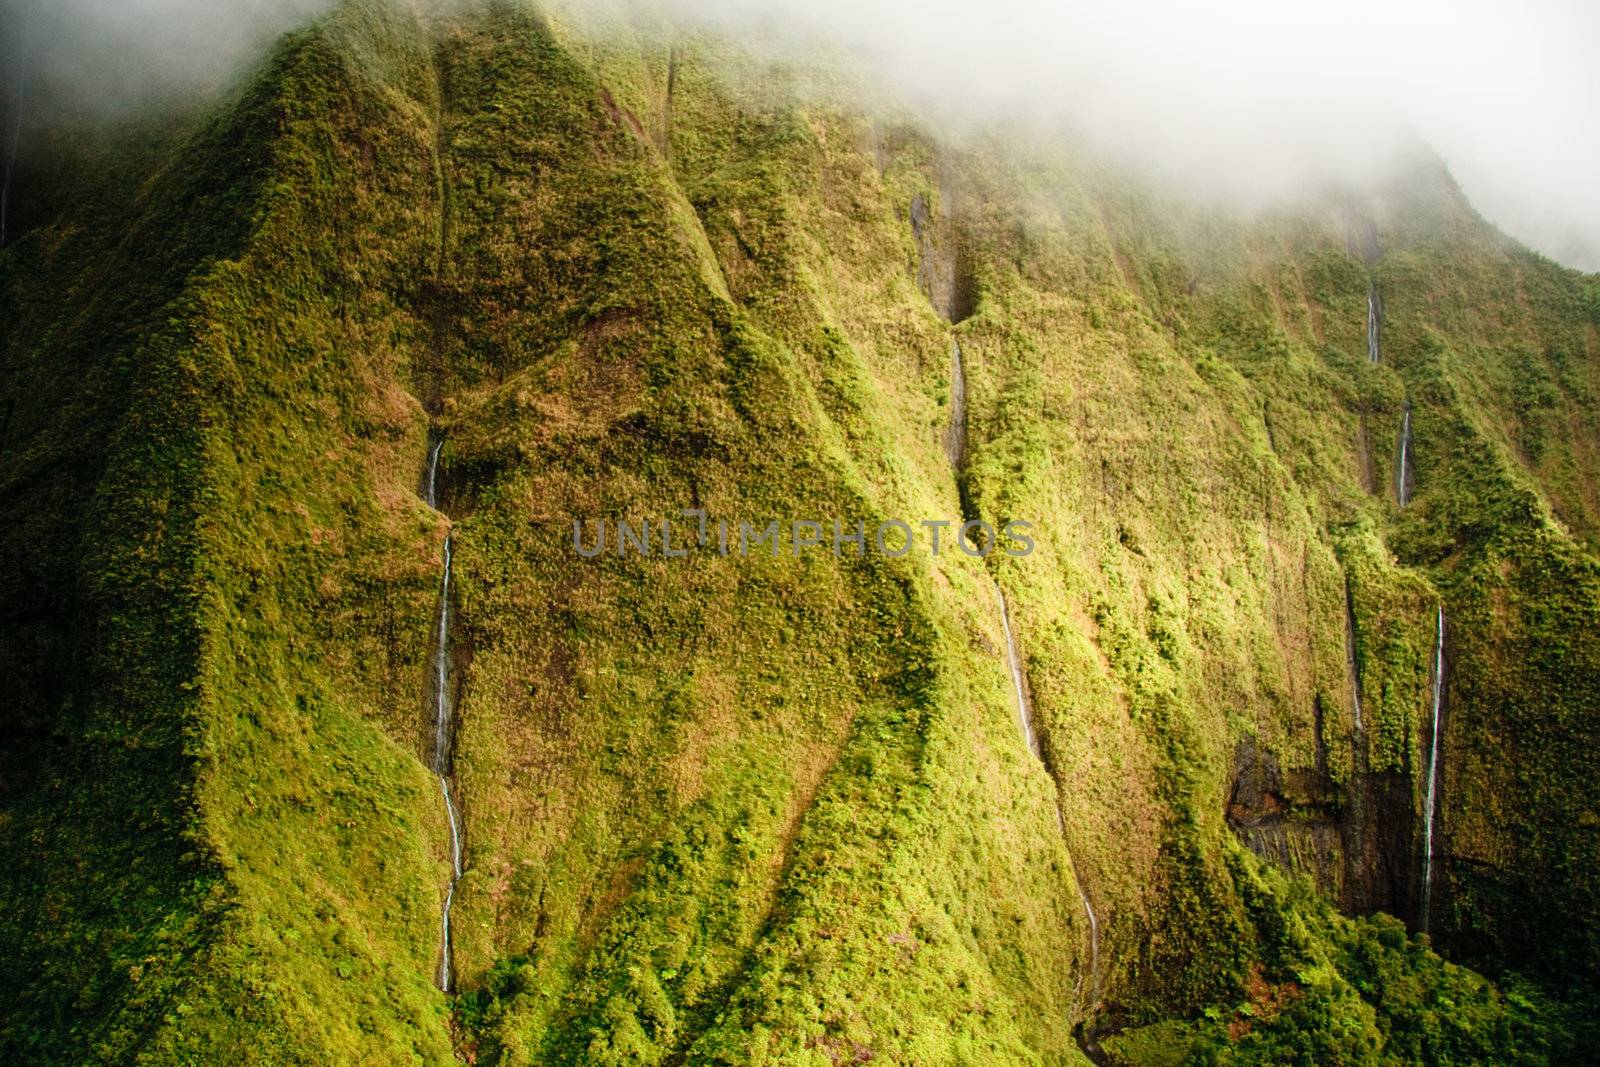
xmin=3 ymin=0 xmax=1596 ymax=269
xmin=670 ymin=0 xmax=1599 ymax=270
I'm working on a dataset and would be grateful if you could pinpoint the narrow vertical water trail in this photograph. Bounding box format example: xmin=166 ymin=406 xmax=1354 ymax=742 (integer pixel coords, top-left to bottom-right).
xmin=1071 ymin=854 xmax=1102 ymax=1020
xmin=1396 ymin=404 xmax=1413 ymax=507
xmin=1366 ymin=285 xmax=1382 ymax=364
xmin=945 ymin=339 xmax=967 ymax=470
xmin=425 ymin=437 xmax=444 ymax=510
xmin=1344 ymin=577 xmax=1364 ymax=734
xmin=932 ymin=304 xmax=1102 ymax=1015
xmin=1341 ymin=572 xmax=1377 ymax=917
xmin=424 ymin=439 xmax=464 ymax=992
xmin=437 ymin=774 xmax=463 ymax=990
xmin=1419 ymin=605 xmax=1446 ymax=932
xmin=994 ymin=581 xmax=1038 ymax=759
xmin=423 ymin=56 xmax=462 ymax=993
xmin=992 ymin=579 xmax=1101 ymax=1014
xmin=431 ymin=533 xmax=454 ymax=772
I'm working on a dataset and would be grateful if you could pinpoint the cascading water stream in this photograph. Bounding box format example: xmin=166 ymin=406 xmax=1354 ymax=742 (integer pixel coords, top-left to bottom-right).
xmin=993 ymin=579 xmax=1101 ymax=1011
xmin=436 ymin=772 xmax=463 ymax=991
xmin=927 ymin=273 xmax=1100 ymax=1013
xmin=1366 ymin=285 xmax=1381 ymax=364
xmin=1396 ymin=404 xmax=1413 ymax=507
xmin=425 ymin=439 xmax=464 ymax=991
xmin=1419 ymin=605 xmax=1446 ymax=932
xmin=995 ymin=582 xmax=1038 ymax=759
xmin=1345 ymin=578 xmax=1364 ymax=734
xmin=432 ymin=534 xmax=454 ymax=772
xmin=425 ymin=437 xmax=443 ymax=509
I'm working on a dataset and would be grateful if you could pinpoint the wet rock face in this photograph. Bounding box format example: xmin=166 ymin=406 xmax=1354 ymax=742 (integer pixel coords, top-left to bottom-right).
xmin=1226 ymin=738 xmax=1345 ymax=898
xmin=1226 ymin=735 xmax=1419 ymax=920
xmin=1226 ymin=737 xmax=1334 ymax=826
xmin=910 ymin=190 xmax=974 ymax=324
xmin=1344 ymin=769 xmax=1420 ymax=921
xmin=944 ymin=339 xmax=966 ymax=470
xmin=910 ymin=193 xmax=929 ymax=241
xmin=1227 ymin=738 xmax=1288 ymax=827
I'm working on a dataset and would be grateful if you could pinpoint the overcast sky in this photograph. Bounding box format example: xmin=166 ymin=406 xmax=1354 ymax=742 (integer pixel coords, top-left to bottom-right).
xmin=4 ymin=0 xmax=1597 ymax=269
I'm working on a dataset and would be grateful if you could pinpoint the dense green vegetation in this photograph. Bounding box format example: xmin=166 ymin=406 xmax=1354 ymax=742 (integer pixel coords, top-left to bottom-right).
xmin=1100 ymin=853 xmax=1570 ymax=1065
xmin=1 ymin=0 xmax=1596 ymax=1063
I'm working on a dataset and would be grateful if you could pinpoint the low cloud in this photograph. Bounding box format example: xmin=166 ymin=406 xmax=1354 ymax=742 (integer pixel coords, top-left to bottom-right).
xmin=3 ymin=0 xmax=1596 ymax=270
xmin=1 ymin=0 xmax=328 ymax=117
xmin=669 ymin=0 xmax=1600 ymax=270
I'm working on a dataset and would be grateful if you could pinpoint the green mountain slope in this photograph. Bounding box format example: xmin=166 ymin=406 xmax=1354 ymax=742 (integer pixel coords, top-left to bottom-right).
xmin=1 ymin=1 xmax=1597 ymax=1063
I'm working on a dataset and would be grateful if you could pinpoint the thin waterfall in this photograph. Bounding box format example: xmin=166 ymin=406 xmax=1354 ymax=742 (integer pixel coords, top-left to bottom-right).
xmin=1396 ymin=404 xmax=1413 ymax=507
xmin=993 ymin=579 xmax=1100 ymax=1011
xmin=1075 ymin=873 xmax=1102 ymax=1015
xmin=946 ymin=325 xmax=1098 ymax=1013
xmin=1366 ymin=285 xmax=1381 ymax=364
xmin=945 ymin=339 xmax=967 ymax=469
xmin=425 ymin=439 xmax=464 ymax=991
xmin=425 ymin=437 xmax=443 ymax=509
xmin=1344 ymin=577 xmax=1364 ymax=733
xmin=995 ymin=582 xmax=1038 ymax=758
xmin=437 ymin=774 xmax=463 ymax=990
xmin=1396 ymin=406 xmax=1413 ymax=505
xmin=1419 ymin=605 xmax=1445 ymax=932
xmin=1341 ymin=574 xmax=1375 ymax=917
xmin=432 ymin=534 xmax=454 ymax=772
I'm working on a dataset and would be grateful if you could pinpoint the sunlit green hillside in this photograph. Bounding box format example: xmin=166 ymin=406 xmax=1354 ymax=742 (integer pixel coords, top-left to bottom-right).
xmin=1 ymin=2 xmax=1597 ymax=1063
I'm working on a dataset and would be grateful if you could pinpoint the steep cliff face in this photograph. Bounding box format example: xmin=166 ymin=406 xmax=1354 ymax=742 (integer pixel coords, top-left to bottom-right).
xmin=1 ymin=1 xmax=1597 ymax=1063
